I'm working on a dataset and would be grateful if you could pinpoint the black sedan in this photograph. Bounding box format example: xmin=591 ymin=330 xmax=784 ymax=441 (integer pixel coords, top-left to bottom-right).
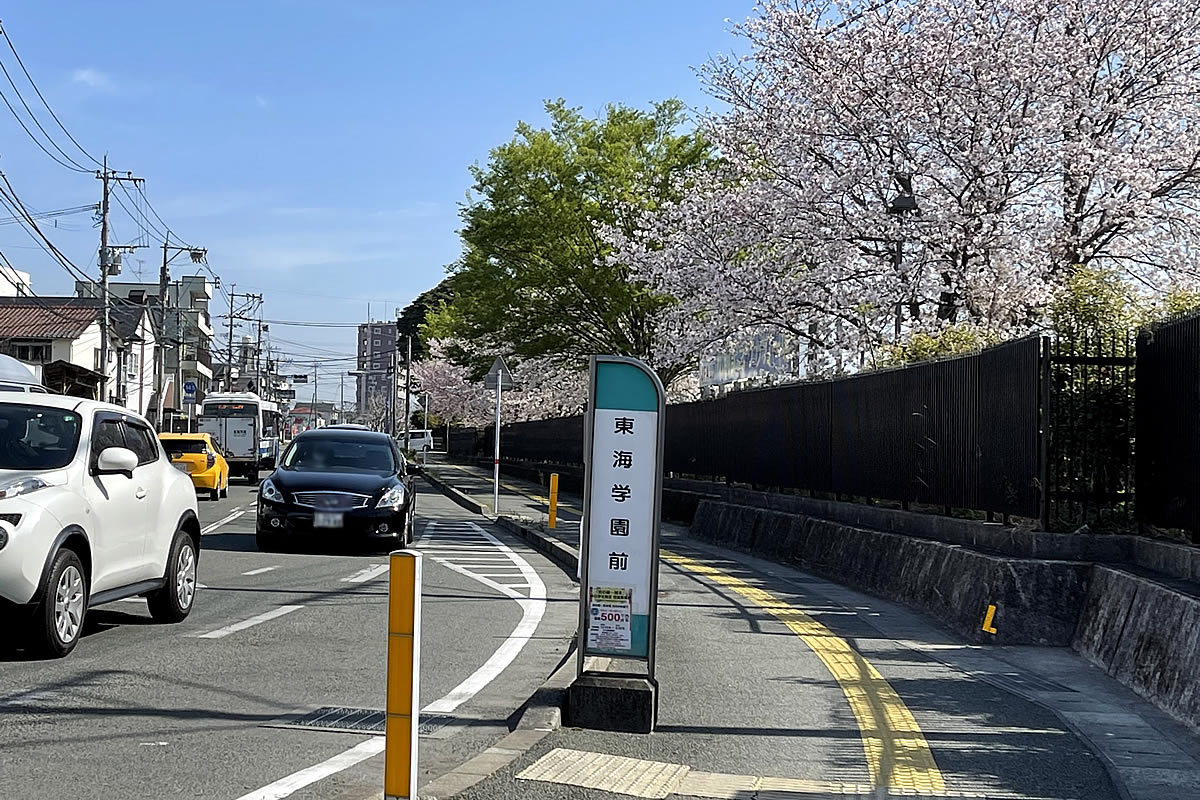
xmin=256 ymin=427 xmax=417 ymax=552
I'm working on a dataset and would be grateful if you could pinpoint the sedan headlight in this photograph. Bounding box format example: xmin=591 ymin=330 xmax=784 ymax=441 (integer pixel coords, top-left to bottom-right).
xmin=377 ymin=485 xmax=406 ymax=510
xmin=0 ymin=477 xmax=48 ymax=501
xmin=260 ymin=478 xmax=283 ymax=503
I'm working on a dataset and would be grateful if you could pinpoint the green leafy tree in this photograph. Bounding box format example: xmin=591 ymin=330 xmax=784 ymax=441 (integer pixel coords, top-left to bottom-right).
xmin=396 ymin=276 xmax=458 ymax=361
xmin=426 ymin=99 xmax=712 ymax=385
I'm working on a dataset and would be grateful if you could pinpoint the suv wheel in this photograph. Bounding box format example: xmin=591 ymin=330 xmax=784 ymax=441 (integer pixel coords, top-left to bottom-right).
xmin=28 ymin=549 xmax=88 ymax=658
xmin=147 ymin=529 xmax=197 ymax=623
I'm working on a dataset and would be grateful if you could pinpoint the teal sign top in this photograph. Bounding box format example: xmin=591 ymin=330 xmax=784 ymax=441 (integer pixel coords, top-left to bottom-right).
xmin=595 ymin=361 xmax=660 ymax=412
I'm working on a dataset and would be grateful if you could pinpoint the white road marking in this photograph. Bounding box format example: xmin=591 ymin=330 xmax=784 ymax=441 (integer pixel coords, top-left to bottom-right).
xmin=341 ymin=563 xmax=389 ymax=583
xmin=242 ymin=566 xmax=279 ymax=576
xmin=235 ymin=737 xmax=386 ymax=800
xmin=234 ymin=520 xmax=548 ymax=800
xmin=202 ymin=506 xmax=247 ymax=535
xmin=191 ymin=605 xmax=303 ymax=639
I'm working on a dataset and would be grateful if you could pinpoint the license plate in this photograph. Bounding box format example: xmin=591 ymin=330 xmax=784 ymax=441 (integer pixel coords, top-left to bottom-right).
xmin=173 ymin=462 xmax=190 ymax=473
xmin=313 ymin=512 xmax=343 ymax=529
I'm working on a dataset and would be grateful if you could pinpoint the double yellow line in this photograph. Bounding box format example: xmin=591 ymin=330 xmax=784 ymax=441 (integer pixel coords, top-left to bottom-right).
xmin=662 ymin=550 xmax=946 ymax=795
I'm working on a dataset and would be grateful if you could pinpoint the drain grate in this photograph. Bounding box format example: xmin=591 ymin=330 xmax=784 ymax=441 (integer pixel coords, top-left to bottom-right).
xmin=270 ymin=706 xmax=461 ymax=738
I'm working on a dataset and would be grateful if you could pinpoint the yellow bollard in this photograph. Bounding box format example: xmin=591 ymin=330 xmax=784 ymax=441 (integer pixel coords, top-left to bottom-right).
xmin=385 ymin=550 xmax=421 ymax=800
xmin=548 ymin=473 xmax=559 ymax=529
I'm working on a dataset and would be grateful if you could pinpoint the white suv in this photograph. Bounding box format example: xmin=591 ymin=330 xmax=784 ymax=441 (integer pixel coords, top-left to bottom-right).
xmin=0 ymin=395 xmax=201 ymax=657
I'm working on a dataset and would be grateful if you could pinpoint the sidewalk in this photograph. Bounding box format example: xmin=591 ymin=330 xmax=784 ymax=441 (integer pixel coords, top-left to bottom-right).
xmin=420 ymin=458 xmax=1200 ymax=800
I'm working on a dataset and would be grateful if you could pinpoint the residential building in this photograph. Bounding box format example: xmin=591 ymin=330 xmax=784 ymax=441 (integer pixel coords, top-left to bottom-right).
xmin=288 ymin=401 xmax=337 ymax=436
xmin=356 ymin=320 xmax=397 ymax=413
xmin=0 ymin=296 xmax=157 ymax=414
xmin=76 ymin=274 xmax=215 ymax=424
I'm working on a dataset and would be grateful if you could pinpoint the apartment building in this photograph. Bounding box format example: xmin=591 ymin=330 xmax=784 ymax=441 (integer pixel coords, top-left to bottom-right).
xmin=356 ymin=320 xmax=397 ymax=413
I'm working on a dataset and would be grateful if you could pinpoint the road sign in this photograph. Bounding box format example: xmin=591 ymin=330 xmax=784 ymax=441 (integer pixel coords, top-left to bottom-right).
xmin=577 ymin=355 xmax=665 ymax=673
xmin=183 ymin=380 xmax=197 ymax=405
xmin=483 ymin=356 xmax=514 ymax=391
xmin=293 ymin=374 xmax=309 ymax=383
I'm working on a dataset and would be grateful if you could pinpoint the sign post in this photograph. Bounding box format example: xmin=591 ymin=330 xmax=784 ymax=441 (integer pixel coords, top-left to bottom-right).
xmin=183 ymin=379 xmax=198 ymax=406
xmin=483 ymin=357 xmax=514 ymax=515
xmin=570 ymin=355 xmax=664 ymax=733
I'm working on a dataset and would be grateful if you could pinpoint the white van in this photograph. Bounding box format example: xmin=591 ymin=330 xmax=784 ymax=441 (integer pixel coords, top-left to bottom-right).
xmin=401 ymin=429 xmax=434 ymax=452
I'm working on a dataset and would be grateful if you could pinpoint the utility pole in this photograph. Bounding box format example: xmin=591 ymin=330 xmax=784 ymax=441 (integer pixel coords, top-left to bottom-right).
xmin=403 ymin=335 xmax=412 ymax=447
xmin=312 ymin=367 xmax=319 ymax=430
xmin=254 ymin=319 xmax=266 ymax=396
xmin=390 ymin=347 xmax=398 ymax=438
xmin=223 ymin=286 xmax=262 ymax=391
xmin=96 ymin=158 xmax=144 ymax=401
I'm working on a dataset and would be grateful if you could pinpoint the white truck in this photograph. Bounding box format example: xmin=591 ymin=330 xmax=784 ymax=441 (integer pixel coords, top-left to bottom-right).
xmin=199 ymin=392 xmax=280 ymax=484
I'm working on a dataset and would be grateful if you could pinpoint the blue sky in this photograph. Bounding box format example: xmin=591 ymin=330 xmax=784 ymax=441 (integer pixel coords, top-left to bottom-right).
xmin=0 ymin=0 xmax=749 ymax=397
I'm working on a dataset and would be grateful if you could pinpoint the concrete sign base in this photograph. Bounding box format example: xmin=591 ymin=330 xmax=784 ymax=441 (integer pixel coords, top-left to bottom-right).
xmin=567 ymin=674 xmax=657 ymax=734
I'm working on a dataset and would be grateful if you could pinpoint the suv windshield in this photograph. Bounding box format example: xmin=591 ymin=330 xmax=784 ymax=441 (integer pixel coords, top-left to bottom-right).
xmin=0 ymin=403 xmax=81 ymax=470
xmin=280 ymin=437 xmax=395 ymax=474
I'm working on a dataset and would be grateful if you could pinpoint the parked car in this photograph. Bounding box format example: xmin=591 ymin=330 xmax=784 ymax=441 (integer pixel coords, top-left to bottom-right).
xmin=160 ymin=432 xmax=230 ymax=501
xmin=0 ymin=395 xmax=201 ymax=657
xmin=401 ymin=429 xmax=434 ymax=452
xmin=256 ymin=427 xmax=416 ymax=552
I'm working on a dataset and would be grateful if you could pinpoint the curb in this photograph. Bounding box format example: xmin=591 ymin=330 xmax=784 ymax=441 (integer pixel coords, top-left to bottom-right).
xmin=494 ymin=517 xmax=579 ymax=578
xmin=419 ymin=471 xmax=485 ymax=516
xmin=416 ymin=642 xmax=579 ymax=799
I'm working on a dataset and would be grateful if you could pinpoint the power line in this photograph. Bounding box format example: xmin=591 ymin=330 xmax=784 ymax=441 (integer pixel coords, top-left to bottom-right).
xmin=0 ymin=53 xmax=90 ymax=172
xmin=0 ymin=82 xmax=89 ymax=172
xmin=0 ymin=171 xmax=93 ymax=284
xmin=0 ymin=21 xmax=102 ymax=168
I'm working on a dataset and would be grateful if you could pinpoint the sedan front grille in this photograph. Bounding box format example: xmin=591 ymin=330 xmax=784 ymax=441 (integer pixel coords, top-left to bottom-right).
xmin=293 ymin=491 xmax=371 ymax=510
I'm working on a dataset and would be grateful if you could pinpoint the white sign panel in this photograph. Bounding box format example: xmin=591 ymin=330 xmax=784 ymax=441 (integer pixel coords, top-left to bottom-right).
xmin=579 ymin=356 xmax=664 ymax=667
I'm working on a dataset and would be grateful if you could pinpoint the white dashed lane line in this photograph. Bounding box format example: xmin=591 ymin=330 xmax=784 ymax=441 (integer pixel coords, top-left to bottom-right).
xmin=202 ymin=506 xmax=247 ymax=535
xmin=191 ymin=605 xmax=303 ymax=639
xmin=341 ymin=564 xmax=389 ymax=583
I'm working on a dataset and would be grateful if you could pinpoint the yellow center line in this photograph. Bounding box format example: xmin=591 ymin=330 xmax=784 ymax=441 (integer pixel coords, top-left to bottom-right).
xmin=662 ymin=549 xmax=946 ymax=794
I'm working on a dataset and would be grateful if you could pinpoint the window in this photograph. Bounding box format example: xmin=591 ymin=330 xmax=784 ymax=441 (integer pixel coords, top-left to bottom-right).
xmin=94 ymin=348 xmax=102 ymax=371
xmin=373 ymin=338 xmax=381 ymax=347
xmin=126 ymin=351 xmax=140 ymax=380
xmin=5 ymin=340 xmax=51 ymax=364
xmin=0 ymin=404 xmax=81 ymax=470
xmin=90 ymin=418 xmax=126 ymax=468
xmin=124 ymin=421 xmax=161 ymax=465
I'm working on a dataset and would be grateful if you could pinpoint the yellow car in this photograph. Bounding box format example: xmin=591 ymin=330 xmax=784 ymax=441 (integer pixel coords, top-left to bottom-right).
xmin=160 ymin=433 xmax=230 ymax=501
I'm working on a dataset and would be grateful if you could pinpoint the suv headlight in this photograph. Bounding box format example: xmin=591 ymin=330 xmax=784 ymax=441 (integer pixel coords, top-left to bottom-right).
xmin=0 ymin=477 xmax=48 ymax=501
xmin=260 ymin=478 xmax=283 ymax=503
xmin=377 ymin=485 xmax=406 ymax=510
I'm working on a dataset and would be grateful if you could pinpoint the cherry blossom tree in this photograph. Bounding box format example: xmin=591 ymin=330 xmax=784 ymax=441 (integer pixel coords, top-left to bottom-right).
xmin=412 ymin=338 xmax=587 ymax=426
xmin=609 ymin=0 xmax=1200 ymax=372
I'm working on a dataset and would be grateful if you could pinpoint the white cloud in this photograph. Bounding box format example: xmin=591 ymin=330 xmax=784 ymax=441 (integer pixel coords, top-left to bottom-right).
xmin=71 ymin=68 xmax=115 ymax=92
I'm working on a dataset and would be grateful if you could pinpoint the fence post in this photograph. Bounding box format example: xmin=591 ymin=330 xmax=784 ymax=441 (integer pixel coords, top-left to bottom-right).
xmin=1039 ymin=336 xmax=1052 ymax=532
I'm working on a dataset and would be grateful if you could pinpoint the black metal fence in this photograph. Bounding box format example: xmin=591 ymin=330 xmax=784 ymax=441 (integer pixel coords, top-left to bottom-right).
xmin=1046 ymin=334 xmax=1136 ymax=531
xmin=464 ymin=338 xmax=1043 ymax=520
xmin=446 ymin=319 xmax=1200 ymax=537
xmin=1137 ymin=312 xmax=1200 ymax=534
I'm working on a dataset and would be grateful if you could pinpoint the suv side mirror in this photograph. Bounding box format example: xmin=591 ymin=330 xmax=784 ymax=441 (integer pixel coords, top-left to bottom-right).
xmin=96 ymin=447 xmax=138 ymax=478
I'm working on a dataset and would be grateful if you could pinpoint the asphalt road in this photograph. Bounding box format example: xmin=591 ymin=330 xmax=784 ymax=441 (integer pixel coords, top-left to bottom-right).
xmin=0 ymin=481 xmax=578 ymax=800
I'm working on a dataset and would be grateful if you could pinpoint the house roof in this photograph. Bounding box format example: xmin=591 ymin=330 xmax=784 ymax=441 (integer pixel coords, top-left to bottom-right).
xmin=0 ymin=297 xmax=100 ymax=339
xmin=0 ymin=296 xmax=154 ymax=343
